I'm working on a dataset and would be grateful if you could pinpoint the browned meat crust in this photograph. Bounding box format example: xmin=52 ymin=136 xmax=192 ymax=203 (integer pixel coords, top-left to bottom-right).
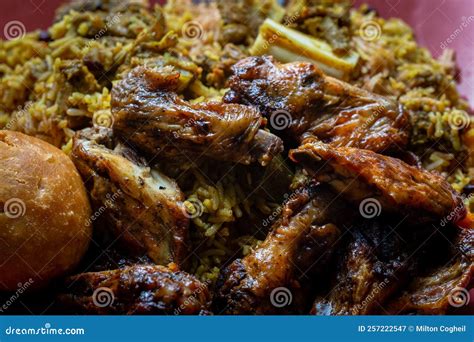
xmin=111 ymin=66 xmax=283 ymax=166
xmin=71 ymin=127 xmax=189 ymax=266
xmin=60 ymin=265 xmax=211 ymax=315
xmin=224 ymin=56 xmax=410 ymax=153
xmin=386 ymin=228 xmax=473 ymax=314
xmin=311 ymin=220 xmax=419 ymax=315
xmin=290 ymin=139 xmax=464 ymax=223
xmin=214 ymin=183 xmax=351 ymax=314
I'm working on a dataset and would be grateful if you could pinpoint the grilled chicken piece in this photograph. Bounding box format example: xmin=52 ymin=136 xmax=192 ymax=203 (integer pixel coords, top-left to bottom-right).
xmin=60 ymin=265 xmax=211 ymax=314
xmin=224 ymin=56 xmax=409 ymax=153
xmin=71 ymin=127 xmax=189 ymax=266
xmin=111 ymin=66 xmax=283 ymax=166
xmin=214 ymin=183 xmax=350 ymax=314
xmin=290 ymin=139 xmax=464 ymax=223
xmin=311 ymin=220 xmax=419 ymax=315
xmin=386 ymin=228 xmax=473 ymax=314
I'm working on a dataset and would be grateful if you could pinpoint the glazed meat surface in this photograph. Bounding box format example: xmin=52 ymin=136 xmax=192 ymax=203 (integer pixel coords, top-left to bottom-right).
xmin=71 ymin=127 xmax=189 ymax=266
xmin=60 ymin=265 xmax=211 ymax=314
xmin=311 ymin=220 xmax=417 ymax=315
xmin=290 ymin=139 xmax=464 ymax=223
xmin=214 ymin=183 xmax=350 ymax=314
xmin=112 ymin=66 xmax=283 ymax=166
xmin=224 ymin=56 xmax=410 ymax=153
xmin=386 ymin=228 xmax=473 ymax=314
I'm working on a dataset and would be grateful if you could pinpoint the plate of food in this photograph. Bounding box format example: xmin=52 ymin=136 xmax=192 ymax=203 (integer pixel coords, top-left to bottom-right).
xmin=0 ymin=0 xmax=472 ymax=315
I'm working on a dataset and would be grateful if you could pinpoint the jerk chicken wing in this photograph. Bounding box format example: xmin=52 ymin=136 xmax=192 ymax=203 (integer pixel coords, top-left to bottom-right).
xmin=60 ymin=265 xmax=211 ymax=315
xmin=214 ymin=183 xmax=351 ymax=314
xmin=224 ymin=56 xmax=410 ymax=153
xmin=71 ymin=127 xmax=189 ymax=266
xmin=290 ymin=139 xmax=464 ymax=223
xmin=386 ymin=227 xmax=473 ymax=314
xmin=311 ymin=220 xmax=425 ymax=315
xmin=111 ymin=66 xmax=283 ymax=166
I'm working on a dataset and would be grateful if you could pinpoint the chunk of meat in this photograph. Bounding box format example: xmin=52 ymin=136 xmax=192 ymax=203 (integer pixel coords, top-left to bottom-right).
xmin=111 ymin=66 xmax=283 ymax=166
xmin=214 ymin=183 xmax=350 ymax=314
xmin=311 ymin=220 xmax=417 ymax=315
xmin=284 ymin=0 xmax=352 ymax=55
xmin=71 ymin=127 xmax=189 ymax=266
xmin=386 ymin=228 xmax=473 ymax=314
xmin=290 ymin=139 xmax=464 ymax=223
xmin=217 ymin=0 xmax=283 ymax=45
xmin=60 ymin=265 xmax=211 ymax=315
xmin=224 ymin=56 xmax=409 ymax=153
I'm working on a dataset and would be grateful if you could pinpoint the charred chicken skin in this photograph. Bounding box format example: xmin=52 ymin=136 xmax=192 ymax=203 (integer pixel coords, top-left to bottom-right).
xmin=386 ymin=227 xmax=473 ymax=314
xmin=290 ymin=139 xmax=464 ymax=223
xmin=71 ymin=127 xmax=189 ymax=266
xmin=111 ymin=66 xmax=283 ymax=166
xmin=60 ymin=265 xmax=211 ymax=315
xmin=214 ymin=183 xmax=350 ymax=314
xmin=311 ymin=220 xmax=419 ymax=315
xmin=224 ymin=56 xmax=410 ymax=153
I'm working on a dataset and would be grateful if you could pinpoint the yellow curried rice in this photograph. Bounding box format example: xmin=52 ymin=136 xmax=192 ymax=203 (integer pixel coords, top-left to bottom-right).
xmin=1 ymin=0 xmax=473 ymax=281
